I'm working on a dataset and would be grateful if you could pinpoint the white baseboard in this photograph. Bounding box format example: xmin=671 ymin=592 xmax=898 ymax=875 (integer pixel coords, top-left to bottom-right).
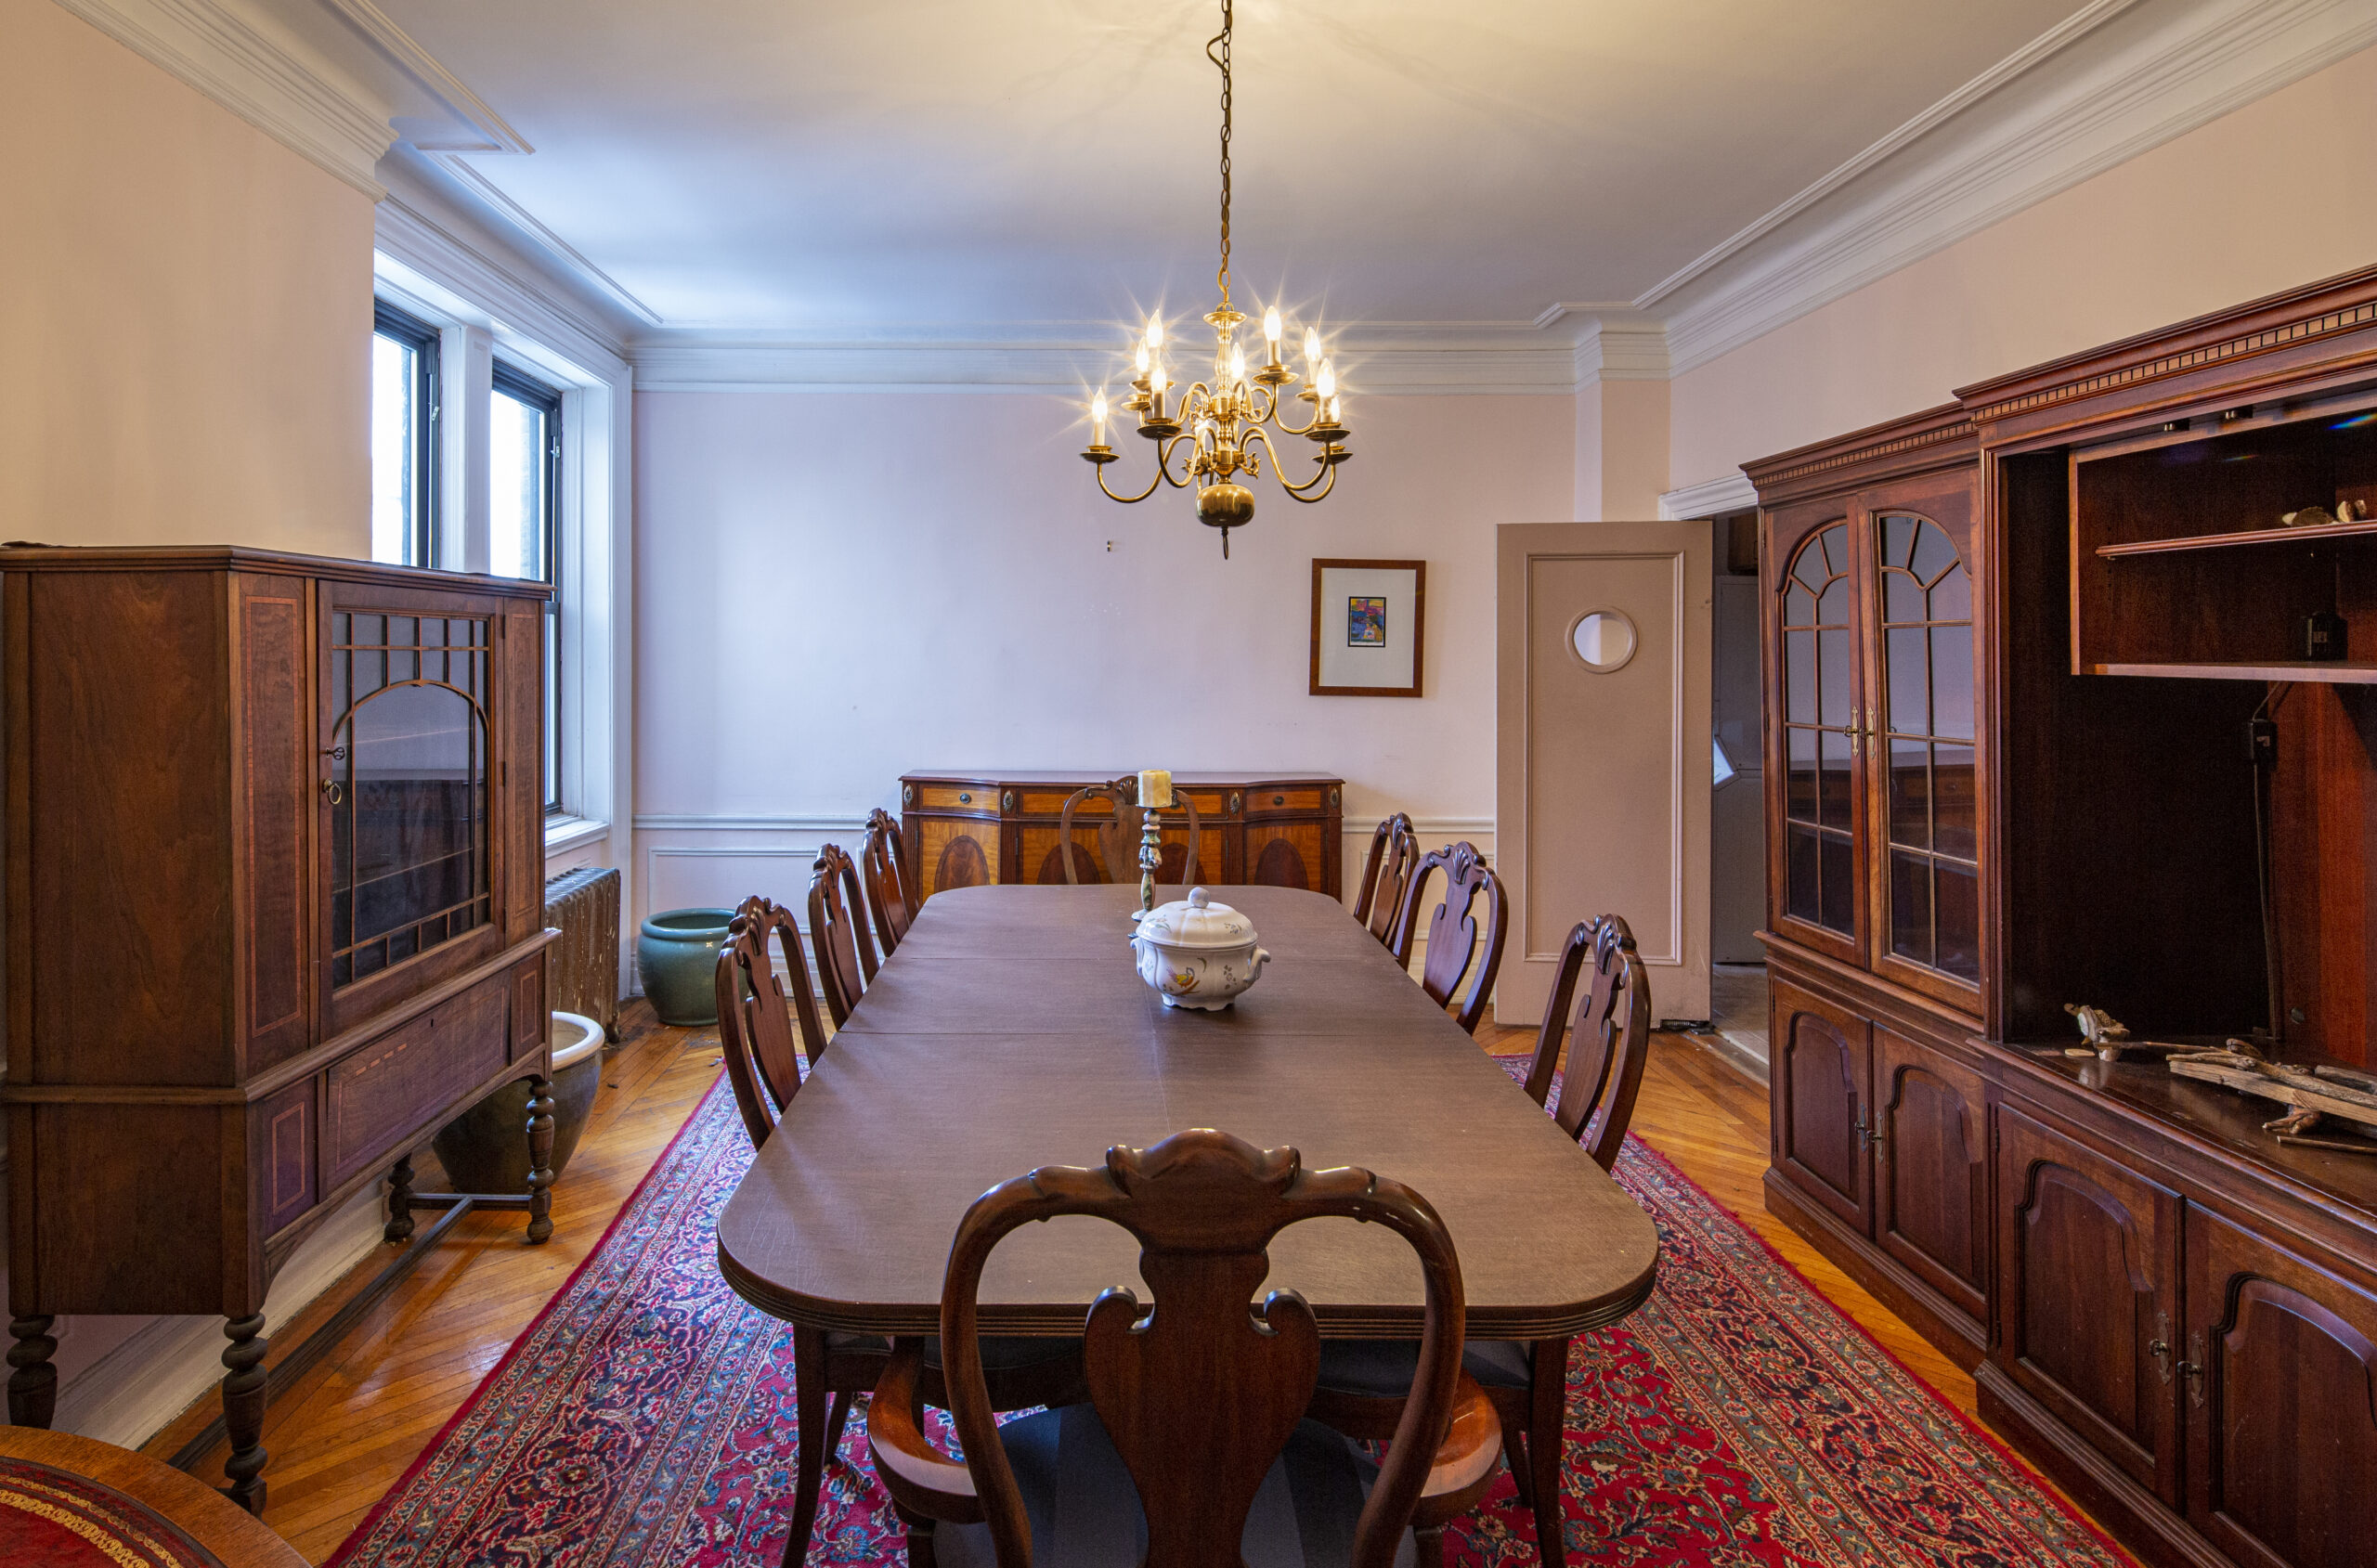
xmin=52 ymin=1181 xmax=392 ymax=1449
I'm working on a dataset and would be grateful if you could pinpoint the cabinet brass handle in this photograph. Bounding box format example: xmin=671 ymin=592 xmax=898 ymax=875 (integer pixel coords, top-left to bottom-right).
xmin=321 ymin=779 xmax=344 ymax=805
xmin=2149 ymin=1340 xmax=2173 ymax=1383
xmin=958 ymin=792 xmax=972 ymax=805
xmin=2182 ymin=1330 xmax=2207 ymax=1408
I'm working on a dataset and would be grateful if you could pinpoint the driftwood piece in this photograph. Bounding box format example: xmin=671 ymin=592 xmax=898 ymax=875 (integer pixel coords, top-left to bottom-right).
xmin=2166 ymin=1056 xmax=2377 ymax=1136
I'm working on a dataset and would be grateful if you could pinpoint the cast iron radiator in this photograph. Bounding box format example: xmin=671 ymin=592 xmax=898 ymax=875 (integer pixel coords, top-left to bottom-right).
xmin=543 ymin=865 xmax=622 ymax=1040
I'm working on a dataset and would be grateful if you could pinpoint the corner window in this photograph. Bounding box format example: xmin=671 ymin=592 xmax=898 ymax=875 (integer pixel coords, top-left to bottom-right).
xmin=370 ymin=303 xmax=440 ymax=567
xmin=490 ymin=362 xmax=563 ymax=813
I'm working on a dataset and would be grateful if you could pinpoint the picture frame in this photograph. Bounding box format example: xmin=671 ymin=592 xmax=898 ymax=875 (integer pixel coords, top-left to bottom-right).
xmin=1310 ymin=558 xmax=1426 ymax=697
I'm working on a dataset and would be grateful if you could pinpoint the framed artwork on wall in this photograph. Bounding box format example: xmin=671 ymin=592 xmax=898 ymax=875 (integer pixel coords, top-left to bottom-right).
xmin=1310 ymin=558 xmax=1426 ymax=697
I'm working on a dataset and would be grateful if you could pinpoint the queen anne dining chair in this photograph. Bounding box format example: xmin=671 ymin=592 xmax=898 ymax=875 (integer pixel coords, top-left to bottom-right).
xmin=1351 ymin=812 xmax=1420 ymax=951
xmin=867 ymin=1129 xmax=1503 ymax=1568
xmin=809 ymin=843 xmax=879 ymax=1027
xmin=1388 ymin=841 xmax=1509 ymax=1035
xmin=864 ymin=808 xmax=920 ymax=955
xmin=1309 ymin=914 xmax=1653 ymax=1568
xmin=715 ymin=894 xmax=1085 ymax=1568
xmin=1057 ymin=778 xmax=1205 ymax=888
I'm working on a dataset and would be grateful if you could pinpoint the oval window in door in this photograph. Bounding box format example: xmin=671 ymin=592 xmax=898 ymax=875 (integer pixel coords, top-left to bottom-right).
xmin=1779 ymin=524 xmax=1854 ymax=938
xmin=1877 ymin=514 xmax=1978 ymax=983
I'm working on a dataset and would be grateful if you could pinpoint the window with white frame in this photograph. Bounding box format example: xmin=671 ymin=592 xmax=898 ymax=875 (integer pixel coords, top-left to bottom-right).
xmin=490 ymin=361 xmax=565 ymax=814
xmin=370 ymin=241 xmax=621 ymax=850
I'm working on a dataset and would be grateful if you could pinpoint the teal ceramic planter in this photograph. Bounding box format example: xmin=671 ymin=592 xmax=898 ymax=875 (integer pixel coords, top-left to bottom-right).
xmin=639 ymin=907 xmax=735 ymax=1025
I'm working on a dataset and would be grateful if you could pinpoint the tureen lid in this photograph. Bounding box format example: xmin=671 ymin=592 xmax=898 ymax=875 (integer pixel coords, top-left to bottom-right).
xmin=1135 ymin=887 xmax=1255 ymax=949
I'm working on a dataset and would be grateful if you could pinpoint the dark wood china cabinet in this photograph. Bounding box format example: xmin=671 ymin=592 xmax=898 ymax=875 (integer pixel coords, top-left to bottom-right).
xmin=1750 ymin=268 xmax=2377 ymax=1568
xmin=1 ymin=549 xmax=555 ymax=1513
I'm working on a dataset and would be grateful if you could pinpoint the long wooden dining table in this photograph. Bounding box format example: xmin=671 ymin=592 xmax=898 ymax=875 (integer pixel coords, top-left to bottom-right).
xmin=715 ymin=884 xmax=1659 ymax=1341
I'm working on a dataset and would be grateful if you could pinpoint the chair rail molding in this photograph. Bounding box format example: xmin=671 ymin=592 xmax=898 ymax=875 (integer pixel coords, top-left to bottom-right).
xmin=50 ymin=0 xmax=395 ymax=197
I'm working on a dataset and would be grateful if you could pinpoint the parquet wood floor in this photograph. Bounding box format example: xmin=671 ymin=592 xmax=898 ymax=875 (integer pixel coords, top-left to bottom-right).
xmin=145 ymin=997 xmax=1995 ymax=1562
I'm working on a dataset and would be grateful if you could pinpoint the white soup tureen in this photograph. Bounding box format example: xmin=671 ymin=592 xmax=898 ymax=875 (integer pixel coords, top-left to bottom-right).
xmin=1131 ymin=888 xmax=1271 ymax=1010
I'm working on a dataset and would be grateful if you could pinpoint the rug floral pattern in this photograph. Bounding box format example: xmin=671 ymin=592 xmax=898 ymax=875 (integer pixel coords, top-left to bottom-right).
xmin=331 ymin=1069 xmax=2129 ymax=1567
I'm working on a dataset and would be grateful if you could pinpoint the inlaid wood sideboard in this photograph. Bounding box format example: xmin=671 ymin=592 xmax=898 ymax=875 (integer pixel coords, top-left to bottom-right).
xmin=0 ymin=548 xmax=556 ymax=1515
xmin=899 ymin=771 xmax=1344 ymax=901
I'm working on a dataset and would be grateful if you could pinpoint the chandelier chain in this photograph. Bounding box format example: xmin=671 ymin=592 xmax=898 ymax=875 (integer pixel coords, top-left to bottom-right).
xmin=1207 ymin=0 xmax=1231 ymax=305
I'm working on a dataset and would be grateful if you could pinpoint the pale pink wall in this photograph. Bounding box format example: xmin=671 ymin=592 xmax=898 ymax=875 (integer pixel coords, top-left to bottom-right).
xmin=1669 ymin=42 xmax=2377 ymax=488
xmin=0 ymin=0 xmax=377 ymax=1425
xmin=0 ymin=0 xmax=374 ymax=551
xmin=633 ymin=392 xmax=1574 ymax=828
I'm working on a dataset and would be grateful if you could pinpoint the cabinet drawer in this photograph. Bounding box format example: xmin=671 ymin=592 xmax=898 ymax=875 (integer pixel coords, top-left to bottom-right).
xmin=323 ymin=976 xmax=509 ymax=1189
xmin=1246 ymin=785 xmax=1329 ymax=816
xmin=1019 ymin=789 xmax=1099 ymax=817
xmin=914 ymin=784 xmax=995 ymax=812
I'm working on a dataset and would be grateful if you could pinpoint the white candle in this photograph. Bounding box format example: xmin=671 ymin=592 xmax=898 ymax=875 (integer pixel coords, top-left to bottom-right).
xmin=1137 ymin=769 xmax=1174 ymax=809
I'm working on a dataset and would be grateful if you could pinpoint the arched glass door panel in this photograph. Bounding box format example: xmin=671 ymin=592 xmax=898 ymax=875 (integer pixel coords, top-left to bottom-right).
xmin=328 ymin=613 xmax=491 ymax=988
xmin=1780 ymin=522 xmax=1855 ymax=936
xmin=1877 ymin=515 xmax=1978 ymax=981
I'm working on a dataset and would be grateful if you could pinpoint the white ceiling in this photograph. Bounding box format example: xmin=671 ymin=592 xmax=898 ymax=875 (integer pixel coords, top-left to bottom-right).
xmin=307 ymin=0 xmax=2104 ymax=331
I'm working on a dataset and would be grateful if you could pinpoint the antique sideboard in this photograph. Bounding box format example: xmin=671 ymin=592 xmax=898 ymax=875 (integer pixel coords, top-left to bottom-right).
xmin=899 ymin=771 xmax=1344 ymax=901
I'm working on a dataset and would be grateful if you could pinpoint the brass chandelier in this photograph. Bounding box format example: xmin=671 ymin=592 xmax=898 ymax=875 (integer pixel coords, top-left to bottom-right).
xmin=1080 ymin=0 xmax=1349 ymax=558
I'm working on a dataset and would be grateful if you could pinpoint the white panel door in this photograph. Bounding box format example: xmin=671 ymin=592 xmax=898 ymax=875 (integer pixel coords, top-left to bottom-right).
xmin=1496 ymin=522 xmax=1712 ymax=1027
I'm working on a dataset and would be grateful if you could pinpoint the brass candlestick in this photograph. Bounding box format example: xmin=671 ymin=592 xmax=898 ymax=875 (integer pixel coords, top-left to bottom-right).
xmin=1138 ymin=807 xmax=1163 ymax=918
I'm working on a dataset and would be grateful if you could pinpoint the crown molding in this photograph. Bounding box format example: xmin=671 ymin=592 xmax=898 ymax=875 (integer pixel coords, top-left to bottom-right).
xmin=310 ymin=0 xmax=528 ymax=153
xmin=52 ymin=0 xmax=394 ymax=197
xmin=629 ymin=326 xmax=1586 ymax=395
xmin=374 ymin=172 xmax=632 ymax=372
xmin=1653 ymin=0 xmax=2377 ymax=375
xmin=420 ymin=153 xmax=662 ymax=327
xmin=1658 ymin=472 xmax=1760 ymax=521
xmin=1569 ymin=314 xmax=1671 ymax=384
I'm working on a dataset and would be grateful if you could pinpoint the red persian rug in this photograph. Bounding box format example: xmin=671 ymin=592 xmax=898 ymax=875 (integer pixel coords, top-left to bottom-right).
xmin=331 ymin=1066 xmax=2132 ymax=1568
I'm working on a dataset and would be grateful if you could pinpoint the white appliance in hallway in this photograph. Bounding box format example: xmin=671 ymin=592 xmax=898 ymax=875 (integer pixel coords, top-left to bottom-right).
xmin=1496 ymin=521 xmax=1712 ymax=1028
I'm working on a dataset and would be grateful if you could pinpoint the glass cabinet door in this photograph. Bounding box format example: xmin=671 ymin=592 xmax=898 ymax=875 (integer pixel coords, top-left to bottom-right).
xmin=1875 ymin=515 xmax=1980 ymax=986
xmin=328 ymin=612 xmax=493 ymax=991
xmin=1776 ymin=519 xmax=1865 ymax=959
xmin=1769 ymin=498 xmax=1983 ymax=1004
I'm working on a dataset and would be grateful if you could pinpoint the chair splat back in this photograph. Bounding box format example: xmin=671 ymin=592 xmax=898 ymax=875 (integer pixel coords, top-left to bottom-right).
xmin=863 ymin=809 xmax=919 ymax=954
xmin=936 ymin=1131 xmax=1468 ymax=1568
xmin=1352 ymin=812 xmax=1419 ymax=950
xmin=711 ymin=895 xmax=830 ymax=1149
xmin=1552 ymin=914 xmax=1652 ymax=1170
xmin=1520 ymin=918 xmax=1601 ymax=1109
xmin=809 ymin=844 xmax=878 ymax=1027
xmin=1057 ymin=779 xmax=1204 ymax=888
xmin=1392 ymin=842 xmax=1510 ymax=1035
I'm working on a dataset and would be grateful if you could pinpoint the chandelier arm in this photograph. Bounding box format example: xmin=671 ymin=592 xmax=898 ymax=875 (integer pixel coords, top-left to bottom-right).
xmin=1267 ymin=444 xmax=1340 ymax=498
xmin=1271 ymin=401 xmax=1322 ymax=436
xmin=1159 ymin=434 xmax=1199 ymax=487
xmin=1097 ymin=460 xmax=1168 ymax=505
xmin=1278 ymin=461 xmax=1341 ymax=503
xmin=1244 ymin=382 xmax=1276 ymax=424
